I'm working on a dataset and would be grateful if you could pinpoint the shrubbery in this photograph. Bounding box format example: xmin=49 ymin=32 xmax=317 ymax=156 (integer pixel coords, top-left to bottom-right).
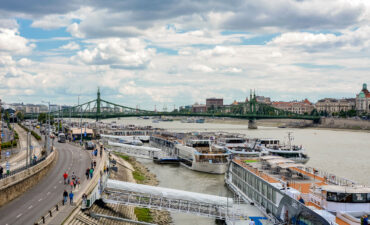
xmin=18 ymin=123 xmax=42 ymax=141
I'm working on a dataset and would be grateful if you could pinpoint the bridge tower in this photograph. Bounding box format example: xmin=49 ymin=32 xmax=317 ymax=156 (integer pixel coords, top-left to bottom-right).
xmin=248 ymin=90 xmax=257 ymax=129
xmin=96 ymin=88 xmax=101 ymax=121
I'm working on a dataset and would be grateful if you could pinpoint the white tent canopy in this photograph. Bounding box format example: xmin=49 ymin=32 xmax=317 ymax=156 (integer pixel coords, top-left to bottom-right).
xmin=106 ymin=179 xmax=233 ymax=206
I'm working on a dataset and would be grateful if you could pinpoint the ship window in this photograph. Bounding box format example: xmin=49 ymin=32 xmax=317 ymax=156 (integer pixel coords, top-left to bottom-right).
xmin=353 ymin=193 xmax=367 ymax=203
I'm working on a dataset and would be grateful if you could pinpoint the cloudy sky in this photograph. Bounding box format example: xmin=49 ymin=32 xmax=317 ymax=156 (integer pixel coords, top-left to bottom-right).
xmin=0 ymin=0 xmax=369 ymax=109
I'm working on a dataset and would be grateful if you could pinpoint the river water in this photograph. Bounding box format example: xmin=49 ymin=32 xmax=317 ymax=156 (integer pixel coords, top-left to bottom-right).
xmin=101 ymin=118 xmax=370 ymax=224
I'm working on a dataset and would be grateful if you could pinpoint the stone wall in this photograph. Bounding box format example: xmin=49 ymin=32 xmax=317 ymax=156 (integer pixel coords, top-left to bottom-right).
xmin=0 ymin=150 xmax=56 ymax=207
xmin=317 ymin=117 xmax=370 ymax=130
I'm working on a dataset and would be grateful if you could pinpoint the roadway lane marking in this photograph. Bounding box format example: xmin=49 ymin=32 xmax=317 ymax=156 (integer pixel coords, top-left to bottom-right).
xmin=28 ymin=205 xmax=33 ymax=209
xmin=16 ymin=213 xmax=22 ymax=218
xmin=39 ymin=198 xmax=42 ymax=202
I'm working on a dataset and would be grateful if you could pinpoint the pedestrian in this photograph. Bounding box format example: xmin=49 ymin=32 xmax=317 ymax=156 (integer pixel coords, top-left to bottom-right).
xmin=85 ymin=168 xmax=89 ymax=180
xmin=249 ymin=219 xmax=255 ymax=225
xmin=73 ymin=179 xmax=77 ymax=189
xmin=63 ymin=190 xmax=68 ymax=205
xmin=91 ymin=150 xmax=94 ymax=157
xmin=91 ymin=161 xmax=94 ymax=168
xmin=0 ymin=166 xmax=3 ymax=178
xmin=70 ymin=180 xmax=74 ymax=190
xmin=364 ymin=215 xmax=368 ymax=225
xmin=72 ymin=172 xmax=76 ymax=180
xmin=89 ymin=167 xmax=94 ymax=178
xmin=77 ymin=177 xmax=80 ymax=188
xmin=63 ymin=172 xmax=68 ymax=184
xmin=82 ymin=193 xmax=87 ymax=206
xmin=103 ymin=165 xmax=107 ymax=173
xmin=93 ymin=160 xmax=97 ymax=168
xmin=69 ymin=191 xmax=74 ymax=205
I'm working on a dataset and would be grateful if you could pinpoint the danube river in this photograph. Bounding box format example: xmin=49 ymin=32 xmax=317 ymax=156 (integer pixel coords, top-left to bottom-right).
xmin=103 ymin=118 xmax=370 ymax=225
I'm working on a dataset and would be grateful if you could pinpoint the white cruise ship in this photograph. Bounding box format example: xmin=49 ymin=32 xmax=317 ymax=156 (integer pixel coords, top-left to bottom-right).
xmin=174 ymin=139 xmax=229 ymax=174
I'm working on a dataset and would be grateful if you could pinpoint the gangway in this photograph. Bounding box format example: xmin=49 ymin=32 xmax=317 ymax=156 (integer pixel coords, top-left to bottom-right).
xmin=107 ymin=141 xmax=162 ymax=159
xmin=100 ymin=179 xmax=249 ymax=221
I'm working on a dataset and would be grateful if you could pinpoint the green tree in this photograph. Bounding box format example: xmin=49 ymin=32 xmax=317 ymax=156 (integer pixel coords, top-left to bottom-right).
xmin=38 ymin=113 xmax=54 ymax=124
xmin=16 ymin=111 xmax=24 ymax=121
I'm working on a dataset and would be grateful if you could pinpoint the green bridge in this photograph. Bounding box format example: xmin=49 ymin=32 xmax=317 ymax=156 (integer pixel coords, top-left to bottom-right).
xmin=25 ymin=89 xmax=320 ymax=128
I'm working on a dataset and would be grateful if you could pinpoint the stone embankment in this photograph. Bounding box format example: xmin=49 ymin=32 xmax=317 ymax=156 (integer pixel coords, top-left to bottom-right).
xmin=0 ymin=149 xmax=56 ymax=207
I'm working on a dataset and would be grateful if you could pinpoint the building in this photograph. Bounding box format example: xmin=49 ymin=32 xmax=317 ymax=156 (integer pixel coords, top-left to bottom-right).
xmin=191 ymin=104 xmax=207 ymax=113
xmin=356 ymin=83 xmax=370 ymax=114
xmin=315 ymin=98 xmax=356 ymax=114
xmin=255 ymin=96 xmax=271 ymax=105
xmin=206 ymin=98 xmax=223 ymax=109
xmin=272 ymin=99 xmax=314 ymax=114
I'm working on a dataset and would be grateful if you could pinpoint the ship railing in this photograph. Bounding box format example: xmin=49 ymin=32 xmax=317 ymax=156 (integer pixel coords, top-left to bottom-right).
xmin=304 ymin=167 xmax=356 ymax=186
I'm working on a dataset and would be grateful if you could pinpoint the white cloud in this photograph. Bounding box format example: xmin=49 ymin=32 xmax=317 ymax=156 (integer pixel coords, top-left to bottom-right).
xmin=0 ymin=28 xmax=34 ymax=55
xmin=60 ymin=41 xmax=80 ymax=50
xmin=72 ymin=38 xmax=155 ymax=69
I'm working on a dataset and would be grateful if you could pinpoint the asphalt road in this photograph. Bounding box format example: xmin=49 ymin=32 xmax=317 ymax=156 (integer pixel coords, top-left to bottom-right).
xmin=0 ymin=142 xmax=91 ymax=225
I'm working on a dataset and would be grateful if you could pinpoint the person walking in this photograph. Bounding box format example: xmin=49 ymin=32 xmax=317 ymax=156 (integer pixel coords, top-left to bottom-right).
xmin=63 ymin=172 xmax=68 ymax=184
xmin=63 ymin=190 xmax=68 ymax=205
xmin=73 ymin=179 xmax=77 ymax=189
xmin=70 ymin=179 xmax=74 ymax=190
xmin=69 ymin=191 xmax=74 ymax=205
xmin=249 ymin=219 xmax=255 ymax=225
xmin=85 ymin=168 xmax=89 ymax=180
xmin=94 ymin=149 xmax=98 ymax=157
xmin=93 ymin=160 xmax=96 ymax=168
xmin=364 ymin=215 xmax=369 ymax=225
xmin=89 ymin=167 xmax=94 ymax=178
xmin=0 ymin=166 xmax=3 ymax=178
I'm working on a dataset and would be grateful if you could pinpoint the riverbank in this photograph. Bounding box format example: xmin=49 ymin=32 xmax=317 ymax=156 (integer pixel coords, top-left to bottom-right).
xmin=114 ymin=153 xmax=172 ymax=225
xmin=206 ymin=117 xmax=370 ymax=131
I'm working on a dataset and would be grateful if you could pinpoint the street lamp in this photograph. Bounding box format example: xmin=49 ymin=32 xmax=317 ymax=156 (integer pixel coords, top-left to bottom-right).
xmin=41 ymin=101 xmax=51 ymax=156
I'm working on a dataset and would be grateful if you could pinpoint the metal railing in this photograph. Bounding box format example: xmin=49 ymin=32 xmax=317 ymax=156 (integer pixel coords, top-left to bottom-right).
xmin=0 ymin=156 xmax=46 ymax=180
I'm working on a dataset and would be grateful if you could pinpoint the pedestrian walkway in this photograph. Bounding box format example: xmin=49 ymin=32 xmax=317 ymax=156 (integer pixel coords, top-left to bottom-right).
xmin=43 ymin=146 xmax=106 ymax=225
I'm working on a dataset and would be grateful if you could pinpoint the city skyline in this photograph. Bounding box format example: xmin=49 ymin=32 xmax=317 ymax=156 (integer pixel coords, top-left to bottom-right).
xmin=0 ymin=0 xmax=369 ymax=108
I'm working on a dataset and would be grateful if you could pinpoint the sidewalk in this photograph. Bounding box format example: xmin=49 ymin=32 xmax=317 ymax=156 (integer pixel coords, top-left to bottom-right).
xmin=0 ymin=124 xmax=42 ymax=171
xmin=45 ymin=147 xmax=106 ymax=225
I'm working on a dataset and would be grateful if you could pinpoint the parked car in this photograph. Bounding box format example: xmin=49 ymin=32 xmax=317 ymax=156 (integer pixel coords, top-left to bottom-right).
xmin=85 ymin=141 xmax=96 ymax=150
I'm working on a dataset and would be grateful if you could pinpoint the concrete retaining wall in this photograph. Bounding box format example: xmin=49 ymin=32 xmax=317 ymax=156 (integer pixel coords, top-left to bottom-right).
xmin=0 ymin=150 xmax=56 ymax=207
xmin=317 ymin=117 xmax=370 ymax=130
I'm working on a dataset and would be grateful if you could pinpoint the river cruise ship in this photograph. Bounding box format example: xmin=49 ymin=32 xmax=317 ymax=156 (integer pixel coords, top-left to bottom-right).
xmin=150 ymin=132 xmax=230 ymax=174
xmin=253 ymin=133 xmax=309 ymax=164
xmin=216 ymin=137 xmax=268 ymax=157
xmin=226 ymin=156 xmax=370 ymax=225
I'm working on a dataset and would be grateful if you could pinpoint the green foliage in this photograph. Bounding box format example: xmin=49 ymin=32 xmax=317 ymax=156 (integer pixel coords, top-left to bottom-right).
xmin=38 ymin=113 xmax=54 ymax=124
xmin=1 ymin=140 xmax=17 ymax=149
xmin=134 ymin=208 xmax=153 ymax=222
xmin=16 ymin=112 xmax=24 ymax=121
xmin=18 ymin=123 xmax=42 ymax=140
xmin=132 ymin=171 xmax=146 ymax=182
xmin=119 ymin=154 xmax=130 ymax=161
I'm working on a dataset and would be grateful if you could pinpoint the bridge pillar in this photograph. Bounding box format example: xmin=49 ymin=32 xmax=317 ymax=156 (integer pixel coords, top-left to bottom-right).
xmin=248 ymin=119 xmax=257 ymax=129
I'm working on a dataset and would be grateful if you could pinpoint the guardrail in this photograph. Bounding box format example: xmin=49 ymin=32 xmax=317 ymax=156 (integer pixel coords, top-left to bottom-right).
xmin=0 ymin=156 xmax=46 ymax=180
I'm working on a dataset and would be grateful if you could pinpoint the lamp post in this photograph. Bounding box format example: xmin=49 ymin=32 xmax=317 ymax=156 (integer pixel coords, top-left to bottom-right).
xmin=42 ymin=101 xmax=51 ymax=156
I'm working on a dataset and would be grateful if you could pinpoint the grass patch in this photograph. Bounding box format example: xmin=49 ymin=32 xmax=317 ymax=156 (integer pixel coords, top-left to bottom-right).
xmin=119 ymin=154 xmax=130 ymax=161
xmin=134 ymin=207 xmax=153 ymax=222
xmin=132 ymin=171 xmax=146 ymax=182
xmin=244 ymin=159 xmax=258 ymax=163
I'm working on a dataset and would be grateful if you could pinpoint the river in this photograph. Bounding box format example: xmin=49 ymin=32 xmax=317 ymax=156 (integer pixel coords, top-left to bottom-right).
xmin=102 ymin=118 xmax=370 ymax=224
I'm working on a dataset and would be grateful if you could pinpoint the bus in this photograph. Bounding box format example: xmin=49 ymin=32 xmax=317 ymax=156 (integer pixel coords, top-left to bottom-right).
xmin=58 ymin=133 xmax=66 ymax=143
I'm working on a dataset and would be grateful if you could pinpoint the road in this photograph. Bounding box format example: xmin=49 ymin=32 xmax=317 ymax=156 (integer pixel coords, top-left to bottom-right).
xmin=0 ymin=141 xmax=91 ymax=225
xmin=1 ymin=124 xmax=42 ymax=172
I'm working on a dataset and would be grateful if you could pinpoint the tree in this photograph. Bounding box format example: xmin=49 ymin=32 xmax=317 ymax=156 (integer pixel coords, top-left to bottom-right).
xmin=16 ymin=111 xmax=24 ymax=121
xmin=38 ymin=113 xmax=54 ymax=124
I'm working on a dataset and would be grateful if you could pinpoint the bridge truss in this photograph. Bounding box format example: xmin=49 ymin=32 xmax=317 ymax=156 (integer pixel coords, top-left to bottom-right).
xmin=24 ymin=89 xmax=320 ymax=122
